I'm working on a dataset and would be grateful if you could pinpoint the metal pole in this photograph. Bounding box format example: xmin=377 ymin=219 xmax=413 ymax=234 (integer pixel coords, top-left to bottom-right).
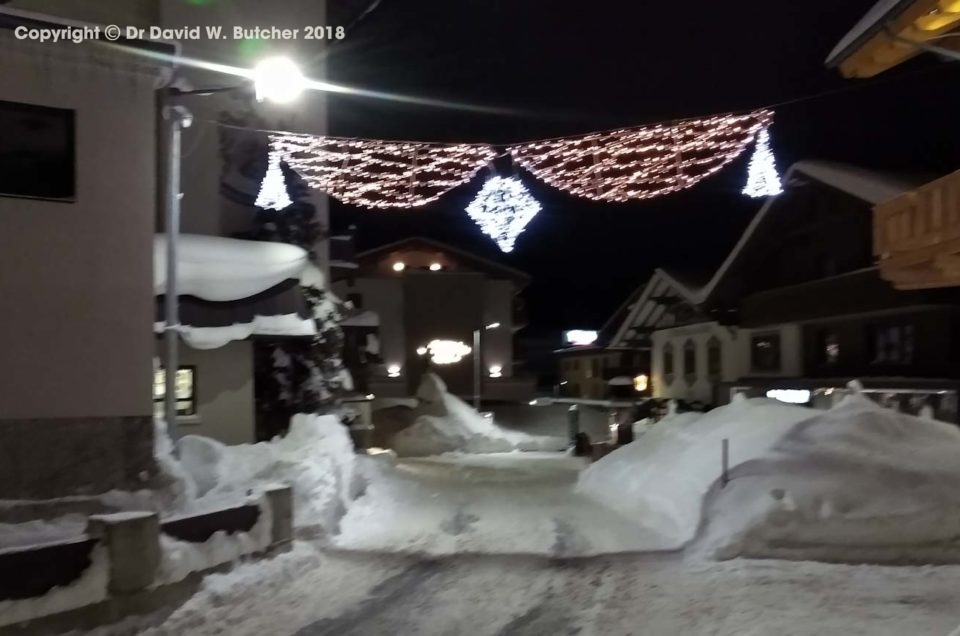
xmin=163 ymin=104 xmax=191 ymax=451
xmin=473 ymin=328 xmax=481 ymax=410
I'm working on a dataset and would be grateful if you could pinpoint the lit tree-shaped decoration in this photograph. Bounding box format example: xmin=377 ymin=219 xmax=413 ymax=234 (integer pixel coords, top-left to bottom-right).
xmin=742 ymin=128 xmax=783 ymax=198
xmin=255 ymin=145 xmax=293 ymax=210
xmin=465 ymin=176 xmax=541 ymax=253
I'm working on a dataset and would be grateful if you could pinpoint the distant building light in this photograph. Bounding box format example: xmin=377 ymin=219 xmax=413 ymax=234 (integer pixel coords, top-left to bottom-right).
xmin=633 ymin=374 xmax=649 ymax=392
xmin=429 ymin=262 xmax=443 ymax=271
xmin=486 ymin=322 xmax=501 ymax=330
xmin=528 ymin=399 xmax=538 ymax=406
xmin=425 ymin=340 xmax=472 ymax=365
xmin=366 ymin=393 xmax=376 ymax=400
xmin=392 ymin=262 xmax=406 ymax=272
xmin=387 ymin=364 xmax=402 ymax=378
xmin=564 ymin=330 xmax=598 ymax=346
xmin=489 ymin=365 xmax=503 ymax=378
xmin=416 ymin=346 xmax=429 ymax=356
xmin=766 ymin=389 xmax=811 ymax=404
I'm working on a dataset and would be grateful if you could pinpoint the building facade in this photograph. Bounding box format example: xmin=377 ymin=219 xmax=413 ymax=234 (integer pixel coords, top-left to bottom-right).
xmin=334 ymin=237 xmax=535 ymax=401
xmin=0 ymin=10 xmax=172 ymax=498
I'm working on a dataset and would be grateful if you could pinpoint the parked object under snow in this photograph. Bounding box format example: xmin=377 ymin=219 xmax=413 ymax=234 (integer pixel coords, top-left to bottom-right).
xmin=391 ymin=374 xmax=566 ymax=456
xmin=153 ymin=234 xmax=308 ymax=301
xmin=178 ymin=414 xmax=361 ymax=535
xmin=576 ymin=396 xmax=818 ymax=551
xmin=698 ymin=395 xmax=960 ymax=563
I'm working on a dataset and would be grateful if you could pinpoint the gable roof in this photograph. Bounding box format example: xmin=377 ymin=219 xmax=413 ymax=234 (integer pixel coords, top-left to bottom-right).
xmin=826 ymin=0 xmax=911 ymax=68
xmin=609 ymin=161 xmax=920 ymax=344
xmin=356 ymin=236 xmax=531 ymax=286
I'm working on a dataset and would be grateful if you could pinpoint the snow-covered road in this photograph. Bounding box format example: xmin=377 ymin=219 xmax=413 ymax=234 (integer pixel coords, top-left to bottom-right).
xmin=334 ymin=453 xmax=674 ymax=556
xmin=141 ymin=543 xmax=960 ymax=636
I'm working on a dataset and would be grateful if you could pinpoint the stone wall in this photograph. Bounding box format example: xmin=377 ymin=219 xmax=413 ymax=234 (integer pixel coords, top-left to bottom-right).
xmin=0 ymin=417 xmax=155 ymax=500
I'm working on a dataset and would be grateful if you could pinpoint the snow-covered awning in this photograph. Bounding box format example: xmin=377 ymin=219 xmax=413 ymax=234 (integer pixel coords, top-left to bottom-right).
xmin=341 ymin=310 xmax=380 ymax=328
xmin=154 ymin=234 xmax=309 ymax=301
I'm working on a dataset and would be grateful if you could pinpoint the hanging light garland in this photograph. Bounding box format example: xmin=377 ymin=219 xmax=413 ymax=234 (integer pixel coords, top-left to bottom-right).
xmin=255 ymin=108 xmax=783 ymax=218
xmin=507 ymin=110 xmax=774 ymax=203
xmin=465 ymin=175 xmax=542 ymax=253
xmin=742 ymin=127 xmax=783 ymax=198
xmin=267 ymin=133 xmax=496 ymax=209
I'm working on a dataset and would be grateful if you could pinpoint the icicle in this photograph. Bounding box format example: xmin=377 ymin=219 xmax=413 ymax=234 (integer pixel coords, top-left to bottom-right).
xmin=742 ymin=127 xmax=783 ymax=198
xmin=256 ymin=142 xmax=293 ymax=211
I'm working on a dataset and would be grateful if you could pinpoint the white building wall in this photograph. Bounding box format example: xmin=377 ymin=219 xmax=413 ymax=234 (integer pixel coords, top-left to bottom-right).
xmin=0 ymin=35 xmax=158 ymax=419
xmin=652 ymin=321 xmax=803 ymax=403
xmin=176 ymin=341 xmax=255 ymax=445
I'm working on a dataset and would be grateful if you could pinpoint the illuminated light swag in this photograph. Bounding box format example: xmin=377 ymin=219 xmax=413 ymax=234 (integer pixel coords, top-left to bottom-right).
xmin=257 ymin=108 xmax=781 ymax=212
xmin=742 ymin=127 xmax=783 ymax=198
xmin=255 ymin=141 xmax=293 ymax=211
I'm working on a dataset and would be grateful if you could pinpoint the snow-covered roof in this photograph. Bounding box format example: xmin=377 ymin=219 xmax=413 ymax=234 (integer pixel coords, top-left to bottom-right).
xmin=792 ymin=161 xmax=917 ymax=205
xmin=154 ymin=315 xmax=316 ymax=350
xmin=826 ymin=0 xmax=909 ymax=67
xmin=154 ymin=234 xmax=309 ymax=302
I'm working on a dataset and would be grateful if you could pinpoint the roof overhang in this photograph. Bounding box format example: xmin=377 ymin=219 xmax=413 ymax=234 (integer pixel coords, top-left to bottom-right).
xmin=827 ymin=0 xmax=960 ymax=78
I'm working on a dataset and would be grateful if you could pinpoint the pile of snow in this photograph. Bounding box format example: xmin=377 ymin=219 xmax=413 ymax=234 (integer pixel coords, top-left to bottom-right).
xmin=0 ymin=515 xmax=87 ymax=550
xmin=699 ymin=394 xmax=960 ymax=563
xmin=392 ymin=374 xmax=566 ymax=456
xmin=576 ymin=395 xmax=816 ymax=550
xmin=179 ymin=414 xmax=360 ymax=535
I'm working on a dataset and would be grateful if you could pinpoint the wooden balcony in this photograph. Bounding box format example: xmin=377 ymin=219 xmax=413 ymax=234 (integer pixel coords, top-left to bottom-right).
xmin=874 ymin=169 xmax=960 ymax=290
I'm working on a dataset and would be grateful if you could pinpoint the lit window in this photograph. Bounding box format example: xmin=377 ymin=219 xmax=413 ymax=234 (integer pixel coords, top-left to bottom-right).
xmin=392 ymin=262 xmax=406 ymax=272
xmin=423 ymin=340 xmax=472 ymax=365
xmin=153 ymin=367 xmax=196 ymax=418
xmin=429 ymin=262 xmax=443 ymax=271
xmin=489 ymin=365 xmax=503 ymax=378
xmin=633 ymin=374 xmax=649 ymax=392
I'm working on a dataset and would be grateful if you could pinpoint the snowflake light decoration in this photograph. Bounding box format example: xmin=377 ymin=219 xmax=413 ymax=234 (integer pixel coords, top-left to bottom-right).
xmin=742 ymin=128 xmax=783 ymax=198
xmin=465 ymin=176 xmax=541 ymax=253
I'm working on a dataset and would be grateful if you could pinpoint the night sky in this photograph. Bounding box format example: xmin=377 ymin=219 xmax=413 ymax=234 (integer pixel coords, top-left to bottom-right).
xmin=322 ymin=0 xmax=960 ymax=339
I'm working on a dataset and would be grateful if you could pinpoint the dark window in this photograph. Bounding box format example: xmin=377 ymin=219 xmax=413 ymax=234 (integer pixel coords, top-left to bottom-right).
xmin=663 ymin=343 xmax=674 ymax=386
xmin=751 ymin=333 xmax=781 ymax=373
xmin=869 ymin=325 xmax=915 ymax=365
xmin=707 ymin=337 xmax=722 ymax=380
xmin=154 ymin=366 xmax=197 ymax=418
xmin=683 ymin=340 xmax=697 ymax=384
xmin=0 ymin=100 xmax=75 ymax=200
xmin=347 ymin=293 xmax=363 ymax=310
xmin=820 ymin=330 xmax=840 ymax=366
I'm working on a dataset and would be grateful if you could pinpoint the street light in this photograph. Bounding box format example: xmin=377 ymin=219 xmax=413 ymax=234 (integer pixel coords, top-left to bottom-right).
xmin=473 ymin=322 xmax=500 ymax=410
xmin=162 ymin=57 xmax=305 ymax=448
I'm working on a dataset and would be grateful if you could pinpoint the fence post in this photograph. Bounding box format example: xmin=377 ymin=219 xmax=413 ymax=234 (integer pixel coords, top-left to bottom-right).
xmin=721 ymin=438 xmax=730 ymax=488
xmin=86 ymin=512 xmax=160 ymax=594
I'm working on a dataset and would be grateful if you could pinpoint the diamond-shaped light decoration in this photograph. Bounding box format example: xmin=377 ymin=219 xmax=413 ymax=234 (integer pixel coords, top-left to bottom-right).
xmin=465 ymin=176 xmax=541 ymax=253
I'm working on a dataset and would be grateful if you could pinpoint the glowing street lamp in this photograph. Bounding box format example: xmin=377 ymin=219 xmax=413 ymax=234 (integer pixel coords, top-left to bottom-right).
xmin=252 ymin=57 xmax=306 ymax=104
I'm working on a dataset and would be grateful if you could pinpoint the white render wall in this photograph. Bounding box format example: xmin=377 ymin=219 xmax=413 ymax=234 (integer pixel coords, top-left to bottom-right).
xmin=652 ymin=322 xmax=802 ymax=403
xmin=175 ymin=341 xmax=255 ymax=445
xmin=0 ymin=35 xmax=158 ymax=419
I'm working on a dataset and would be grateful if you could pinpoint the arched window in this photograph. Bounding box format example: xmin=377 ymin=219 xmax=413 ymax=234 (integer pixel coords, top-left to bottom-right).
xmin=662 ymin=342 xmax=674 ymax=386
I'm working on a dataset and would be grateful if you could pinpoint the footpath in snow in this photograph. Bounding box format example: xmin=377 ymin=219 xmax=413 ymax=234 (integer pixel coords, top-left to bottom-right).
xmin=334 ymin=452 xmax=671 ymax=557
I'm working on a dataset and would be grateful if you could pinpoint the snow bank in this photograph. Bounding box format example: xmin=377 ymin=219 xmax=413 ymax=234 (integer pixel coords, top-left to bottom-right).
xmin=699 ymin=394 xmax=960 ymax=563
xmin=392 ymin=374 xmax=566 ymax=456
xmin=153 ymin=234 xmax=308 ymax=301
xmin=576 ymin=396 xmax=815 ymax=550
xmin=179 ymin=414 xmax=360 ymax=534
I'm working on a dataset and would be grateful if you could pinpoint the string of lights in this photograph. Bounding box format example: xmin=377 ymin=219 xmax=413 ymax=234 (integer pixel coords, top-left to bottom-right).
xmin=507 ymin=110 xmax=773 ymax=203
xmin=268 ymin=132 xmax=496 ymax=208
